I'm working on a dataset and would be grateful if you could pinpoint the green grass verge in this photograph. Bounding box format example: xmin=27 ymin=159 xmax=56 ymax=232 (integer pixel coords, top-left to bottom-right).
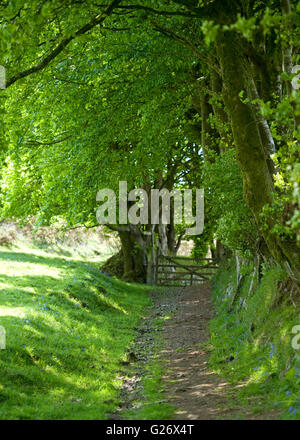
xmin=124 ymin=359 xmax=174 ymax=420
xmin=0 ymin=242 xmax=152 ymax=420
xmin=209 ymin=259 xmax=300 ymax=419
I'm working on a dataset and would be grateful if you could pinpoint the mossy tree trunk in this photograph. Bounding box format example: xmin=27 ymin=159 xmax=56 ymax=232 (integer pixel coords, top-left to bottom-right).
xmin=118 ymin=230 xmax=146 ymax=283
xmin=216 ymin=31 xmax=300 ymax=273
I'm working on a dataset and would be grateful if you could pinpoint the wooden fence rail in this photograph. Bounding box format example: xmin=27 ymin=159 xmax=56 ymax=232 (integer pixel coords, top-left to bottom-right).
xmin=155 ymin=255 xmax=219 ymax=287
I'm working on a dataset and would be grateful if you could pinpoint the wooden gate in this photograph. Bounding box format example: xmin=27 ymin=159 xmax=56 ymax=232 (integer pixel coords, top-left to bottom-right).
xmin=155 ymin=255 xmax=218 ymax=287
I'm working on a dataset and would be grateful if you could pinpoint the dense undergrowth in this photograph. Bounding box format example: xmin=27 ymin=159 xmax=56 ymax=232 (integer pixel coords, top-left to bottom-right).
xmin=0 ymin=238 xmax=151 ymax=420
xmin=210 ymin=259 xmax=300 ymax=419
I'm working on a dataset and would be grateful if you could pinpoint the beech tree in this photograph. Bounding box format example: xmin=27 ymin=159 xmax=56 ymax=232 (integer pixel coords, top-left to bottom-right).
xmin=1 ymin=0 xmax=299 ymax=282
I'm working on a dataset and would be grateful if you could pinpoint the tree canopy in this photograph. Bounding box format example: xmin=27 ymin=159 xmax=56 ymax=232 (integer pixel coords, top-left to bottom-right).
xmin=0 ymin=0 xmax=300 ymax=282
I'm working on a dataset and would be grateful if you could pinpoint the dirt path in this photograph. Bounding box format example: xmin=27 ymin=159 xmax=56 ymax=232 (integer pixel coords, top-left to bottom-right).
xmin=111 ymin=283 xmax=280 ymax=420
xmin=157 ymin=283 xmax=234 ymax=420
xmin=154 ymin=283 xmax=280 ymax=420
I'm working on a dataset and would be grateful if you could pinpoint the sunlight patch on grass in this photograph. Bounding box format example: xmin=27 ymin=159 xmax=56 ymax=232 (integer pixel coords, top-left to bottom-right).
xmin=0 ymin=307 xmax=26 ymax=318
xmin=0 ymin=242 xmax=152 ymax=420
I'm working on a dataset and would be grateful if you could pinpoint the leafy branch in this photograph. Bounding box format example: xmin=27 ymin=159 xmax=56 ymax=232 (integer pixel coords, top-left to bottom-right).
xmin=5 ymin=0 xmax=123 ymax=88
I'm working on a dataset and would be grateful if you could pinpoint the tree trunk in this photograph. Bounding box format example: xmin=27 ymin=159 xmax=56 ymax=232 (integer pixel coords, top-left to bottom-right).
xmin=247 ymin=70 xmax=276 ymax=176
xmin=210 ymin=70 xmax=231 ymax=151
xmin=216 ymin=31 xmax=300 ymax=273
xmin=118 ymin=230 xmax=146 ymax=282
xmin=199 ymin=88 xmax=220 ymax=160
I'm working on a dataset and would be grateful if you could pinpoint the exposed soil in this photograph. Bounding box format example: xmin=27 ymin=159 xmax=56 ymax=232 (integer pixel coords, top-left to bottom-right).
xmin=110 ymin=283 xmax=280 ymax=420
xmin=156 ymin=283 xmax=242 ymax=420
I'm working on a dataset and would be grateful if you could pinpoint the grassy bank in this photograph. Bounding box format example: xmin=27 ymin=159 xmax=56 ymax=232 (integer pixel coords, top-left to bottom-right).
xmin=209 ymin=259 xmax=300 ymax=419
xmin=0 ymin=241 xmax=151 ymax=420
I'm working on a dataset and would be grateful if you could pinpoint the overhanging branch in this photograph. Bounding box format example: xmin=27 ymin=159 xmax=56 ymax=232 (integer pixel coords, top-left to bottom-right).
xmin=6 ymin=0 xmax=122 ymax=88
xmin=24 ymin=134 xmax=72 ymax=146
xmin=93 ymin=4 xmax=198 ymax=18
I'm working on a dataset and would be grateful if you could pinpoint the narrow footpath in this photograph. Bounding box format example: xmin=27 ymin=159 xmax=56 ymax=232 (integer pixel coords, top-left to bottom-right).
xmin=157 ymin=283 xmax=240 ymax=420
xmin=112 ymin=284 xmax=280 ymax=420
